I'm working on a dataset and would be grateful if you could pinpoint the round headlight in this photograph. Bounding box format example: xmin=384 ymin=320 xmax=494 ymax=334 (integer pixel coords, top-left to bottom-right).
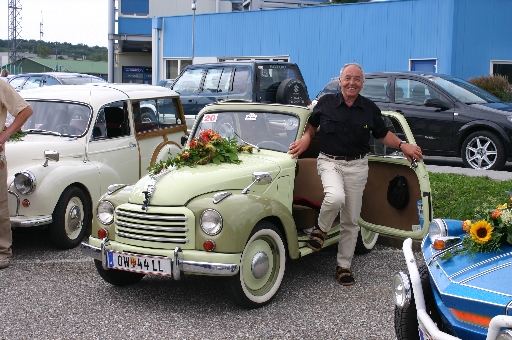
xmin=97 ymin=200 xmax=114 ymax=225
xmin=428 ymin=218 xmax=447 ymax=244
xmin=496 ymin=330 xmax=512 ymax=340
xmin=14 ymin=171 xmax=36 ymax=195
xmin=392 ymin=271 xmax=411 ymax=308
xmin=200 ymin=209 xmax=222 ymax=236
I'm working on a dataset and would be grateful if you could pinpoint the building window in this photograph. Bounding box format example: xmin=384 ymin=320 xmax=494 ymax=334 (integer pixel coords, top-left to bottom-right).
xmin=218 ymin=56 xmax=289 ymax=62
xmin=492 ymin=61 xmax=512 ymax=84
xmin=165 ymin=59 xmax=192 ymax=80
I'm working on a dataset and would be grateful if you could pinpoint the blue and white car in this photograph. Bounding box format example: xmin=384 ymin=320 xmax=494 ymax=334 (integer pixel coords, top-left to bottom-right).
xmin=393 ymin=219 xmax=512 ymax=340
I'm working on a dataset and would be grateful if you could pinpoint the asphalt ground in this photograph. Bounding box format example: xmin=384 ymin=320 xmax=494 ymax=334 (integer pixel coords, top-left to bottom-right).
xmin=1 ymin=159 xmax=509 ymax=340
xmin=0 ymin=227 xmax=424 ymax=340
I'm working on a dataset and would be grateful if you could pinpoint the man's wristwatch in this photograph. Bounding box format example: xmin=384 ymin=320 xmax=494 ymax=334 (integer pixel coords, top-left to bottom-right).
xmin=398 ymin=140 xmax=407 ymax=150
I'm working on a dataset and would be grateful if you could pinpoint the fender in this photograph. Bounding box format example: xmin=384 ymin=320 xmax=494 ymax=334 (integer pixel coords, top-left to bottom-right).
xmin=455 ymin=120 xmax=512 ymax=155
xmin=8 ymin=160 xmax=102 ymax=217
xmin=187 ymin=192 xmax=300 ymax=258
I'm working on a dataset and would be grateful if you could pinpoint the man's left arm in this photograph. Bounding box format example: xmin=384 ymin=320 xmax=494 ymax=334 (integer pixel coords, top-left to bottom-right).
xmin=380 ymin=131 xmax=423 ymax=163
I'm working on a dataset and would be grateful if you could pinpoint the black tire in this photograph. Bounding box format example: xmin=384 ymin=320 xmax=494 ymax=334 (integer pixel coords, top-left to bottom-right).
xmin=227 ymin=221 xmax=286 ymax=309
xmin=354 ymin=226 xmax=379 ymax=255
xmin=141 ymin=109 xmax=157 ymax=123
xmin=94 ymin=260 xmax=145 ymax=286
xmin=50 ymin=186 xmax=91 ymax=249
xmin=461 ymin=130 xmax=506 ymax=170
xmin=394 ymin=265 xmax=448 ymax=340
xmin=276 ymin=78 xmax=309 ymax=107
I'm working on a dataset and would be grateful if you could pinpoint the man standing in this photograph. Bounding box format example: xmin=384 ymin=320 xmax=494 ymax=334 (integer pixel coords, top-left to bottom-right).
xmin=0 ymin=79 xmax=33 ymax=269
xmin=288 ymin=63 xmax=423 ymax=285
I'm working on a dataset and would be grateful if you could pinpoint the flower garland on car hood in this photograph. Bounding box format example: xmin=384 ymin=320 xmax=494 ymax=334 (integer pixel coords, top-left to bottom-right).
xmin=147 ymin=129 xmax=253 ymax=175
xmin=442 ymin=189 xmax=512 ymax=260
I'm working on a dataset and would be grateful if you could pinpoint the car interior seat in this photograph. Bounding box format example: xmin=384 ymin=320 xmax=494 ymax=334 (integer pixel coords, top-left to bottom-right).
xmin=411 ymin=85 xmax=427 ymax=103
xmin=395 ymin=87 xmax=404 ymax=100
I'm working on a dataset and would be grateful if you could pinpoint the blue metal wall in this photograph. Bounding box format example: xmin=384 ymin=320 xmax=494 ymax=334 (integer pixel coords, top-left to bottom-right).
xmin=121 ymin=0 xmax=149 ymax=15
xmin=119 ymin=17 xmax=152 ymax=35
xmin=451 ymin=0 xmax=512 ymax=80
xmin=157 ymin=0 xmax=511 ymax=96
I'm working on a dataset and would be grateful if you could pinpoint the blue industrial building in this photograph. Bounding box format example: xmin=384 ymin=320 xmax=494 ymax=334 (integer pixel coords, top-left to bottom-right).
xmin=111 ymin=0 xmax=512 ymax=97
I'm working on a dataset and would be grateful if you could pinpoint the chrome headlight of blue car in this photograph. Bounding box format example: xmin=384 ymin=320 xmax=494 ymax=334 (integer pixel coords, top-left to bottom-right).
xmin=14 ymin=171 xmax=37 ymax=195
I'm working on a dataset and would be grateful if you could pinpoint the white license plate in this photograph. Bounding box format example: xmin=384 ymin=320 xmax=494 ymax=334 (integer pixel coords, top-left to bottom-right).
xmin=107 ymin=251 xmax=172 ymax=276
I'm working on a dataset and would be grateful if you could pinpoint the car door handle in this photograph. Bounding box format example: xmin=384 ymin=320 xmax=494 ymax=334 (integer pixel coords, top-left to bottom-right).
xmin=395 ymin=109 xmax=403 ymax=113
xmin=188 ymin=99 xmax=193 ymax=102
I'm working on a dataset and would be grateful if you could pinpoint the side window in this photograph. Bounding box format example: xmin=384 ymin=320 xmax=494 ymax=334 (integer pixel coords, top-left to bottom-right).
xmin=43 ymin=76 xmax=60 ymax=86
xmin=395 ymin=79 xmax=440 ymax=105
xmin=23 ymin=76 xmax=43 ymax=90
xmin=9 ymin=76 xmax=29 ymax=90
xmin=218 ymin=67 xmax=233 ymax=93
xmin=360 ymin=78 xmax=387 ymax=102
xmin=202 ymin=68 xmax=223 ymax=93
xmin=133 ymin=98 xmax=182 ymax=134
xmin=91 ymin=101 xmax=130 ymax=140
xmin=231 ymin=67 xmax=249 ymax=93
xmin=370 ymin=116 xmax=405 ymax=156
xmin=171 ymin=68 xmax=204 ymax=94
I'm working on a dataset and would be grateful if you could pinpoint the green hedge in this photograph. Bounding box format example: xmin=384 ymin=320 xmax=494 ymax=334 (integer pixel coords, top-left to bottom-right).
xmin=468 ymin=74 xmax=512 ymax=102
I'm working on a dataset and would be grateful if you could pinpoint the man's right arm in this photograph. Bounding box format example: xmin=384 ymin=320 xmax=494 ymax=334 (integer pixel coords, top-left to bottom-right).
xmin=288 ymin=123 xmax=316 ymax=159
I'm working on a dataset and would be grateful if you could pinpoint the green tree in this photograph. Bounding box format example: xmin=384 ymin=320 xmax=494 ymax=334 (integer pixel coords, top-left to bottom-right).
xmin=36 ymin=44 xmax=52 ymax=58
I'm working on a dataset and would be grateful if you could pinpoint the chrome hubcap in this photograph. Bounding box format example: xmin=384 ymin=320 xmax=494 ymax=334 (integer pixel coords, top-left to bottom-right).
xmin=68 ymin=205 xmax=82 ymax=232
xmin=251 ymin=251 xmax=269 ymax=279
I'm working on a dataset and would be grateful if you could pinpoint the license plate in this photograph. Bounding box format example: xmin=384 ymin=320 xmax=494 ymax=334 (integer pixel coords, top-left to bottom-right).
xmin=107 ymin=251 xmax=172 ymax=276
xmin=418 ymin=327 xmax=433 ymax=340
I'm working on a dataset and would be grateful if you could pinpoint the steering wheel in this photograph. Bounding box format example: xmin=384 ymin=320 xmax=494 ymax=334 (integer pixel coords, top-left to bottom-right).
xmin=256 ymin=140 xmax=286 ymax=151
xmin=218 ymin=122 xmax=234 ymax=138
xmin=55 ymin=124 xmax=79 ymax=134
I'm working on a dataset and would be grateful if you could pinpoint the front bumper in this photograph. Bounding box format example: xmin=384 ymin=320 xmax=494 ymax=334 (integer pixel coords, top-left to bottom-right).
xmin=401 ymin=238 xmax=512 ymax=340
xmin=81 ymin=240 xmax=240 ymax=279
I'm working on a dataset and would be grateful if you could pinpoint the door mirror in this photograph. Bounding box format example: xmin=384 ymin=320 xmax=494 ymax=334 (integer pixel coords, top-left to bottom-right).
xmin=424 ymin=98 xmax=450 ymax=110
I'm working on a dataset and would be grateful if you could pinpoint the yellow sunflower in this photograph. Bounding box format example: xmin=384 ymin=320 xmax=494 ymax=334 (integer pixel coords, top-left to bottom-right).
xmin=469 ymin=220 xmax=493 ymax=244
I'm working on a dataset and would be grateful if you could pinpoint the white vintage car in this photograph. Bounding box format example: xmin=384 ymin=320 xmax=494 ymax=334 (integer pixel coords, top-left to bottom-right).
xmin=7 ymin=83 xmax=188 ymax=249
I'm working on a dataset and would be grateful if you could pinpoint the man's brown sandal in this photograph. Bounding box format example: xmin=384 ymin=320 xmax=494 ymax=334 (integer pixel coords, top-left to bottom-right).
xmin=306 ymin=226 xmax=327 ymax=252
xmin=335 ymin=266 xmax=355 ymax=286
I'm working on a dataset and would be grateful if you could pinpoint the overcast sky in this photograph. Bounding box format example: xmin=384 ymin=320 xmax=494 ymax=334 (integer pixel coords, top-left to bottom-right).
xmin=1 ymin=0 xmax=108 ymax=47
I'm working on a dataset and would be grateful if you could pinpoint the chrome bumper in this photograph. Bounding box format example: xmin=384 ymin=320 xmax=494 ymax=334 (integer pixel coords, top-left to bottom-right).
xmin=10 ymin=215 xmax=52 ymax=228
xmin=80 ymin=241 xmax=239 ymax=279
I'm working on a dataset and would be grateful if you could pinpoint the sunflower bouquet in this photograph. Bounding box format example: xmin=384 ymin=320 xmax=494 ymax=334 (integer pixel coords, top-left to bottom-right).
xmin=147 ymin=129 xmax=253 ymax=175
xmin=457 ymin=190 xmax=512 ymax=257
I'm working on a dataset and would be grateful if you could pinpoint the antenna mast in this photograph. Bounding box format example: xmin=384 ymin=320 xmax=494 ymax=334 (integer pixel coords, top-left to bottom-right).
xmin=7 ymin=0 xmax=22 ymax=67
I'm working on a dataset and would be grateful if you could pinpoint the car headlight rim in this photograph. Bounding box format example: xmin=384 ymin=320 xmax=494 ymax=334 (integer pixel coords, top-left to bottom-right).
xmin=496 ymin=329 xmax=512 ymax=340
xmin=392 ymin=271 xmax=411 ymax=309
xmin=200 ymin=209 xmax=223 ymax=236
xmin=428 ymin=218 xmax=448 ymax=244
xmin=97 ymin=200 xmax=115 ymax=225
xmin=14 ymin=171 xmax=37 ymax=195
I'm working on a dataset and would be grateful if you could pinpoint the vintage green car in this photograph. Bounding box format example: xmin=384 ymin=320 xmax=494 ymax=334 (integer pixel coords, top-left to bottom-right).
xmin=82 ymin=101 xmax=433 ymax=308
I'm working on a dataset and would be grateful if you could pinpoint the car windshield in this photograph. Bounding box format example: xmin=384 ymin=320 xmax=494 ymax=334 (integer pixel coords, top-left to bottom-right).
xmin=192 ymin=111 xmax=300 ymax=153
xmin=428 ymin=76 xmax=500 ymax=104
xmin=21 ymin=101 xmax=92 ymax=136
xmin=59 ymin=77 xmax=106 ymax=85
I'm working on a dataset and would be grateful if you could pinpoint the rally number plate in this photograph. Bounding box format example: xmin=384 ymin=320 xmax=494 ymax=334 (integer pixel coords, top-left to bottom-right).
xmin=107 ymin=251 xmax=172 ymax=276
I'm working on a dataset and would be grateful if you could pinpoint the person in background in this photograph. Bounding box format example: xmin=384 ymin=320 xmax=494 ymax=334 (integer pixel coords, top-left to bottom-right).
xmin=288 ymin=62 xmax=423 ymax=286
xmin=0 ymin=69 xmax=8 ymax=77
xmin=0 ymin=79 xmax=33 ymax=269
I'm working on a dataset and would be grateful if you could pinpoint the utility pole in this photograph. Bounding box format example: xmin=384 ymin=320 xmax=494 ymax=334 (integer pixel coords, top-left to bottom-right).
xmin=40 ymin=11 xmax=43 ymax=40
xmin=191 ymin=0 xmax=196 ymax=61
xmin=8 ymin=0 xmax=22 ymax=73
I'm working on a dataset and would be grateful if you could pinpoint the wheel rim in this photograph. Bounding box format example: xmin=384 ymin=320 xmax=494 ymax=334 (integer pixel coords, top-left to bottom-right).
xmin=240 ymin=229 xmax=285 ymax=302
xmin=65 ymin=196 xmax=84 ymax=240
xmin=360 ymin=227 xmax=378 ymax=249
xmin=465 ymin=136 xmax=498 ymax=169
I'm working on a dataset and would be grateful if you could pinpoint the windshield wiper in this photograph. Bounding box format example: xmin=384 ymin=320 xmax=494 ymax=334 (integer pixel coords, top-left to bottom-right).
xmin=233 ymin=131 xmax=260 ymax=151
xmin=25 ymin=129 xmax=62 ymax=136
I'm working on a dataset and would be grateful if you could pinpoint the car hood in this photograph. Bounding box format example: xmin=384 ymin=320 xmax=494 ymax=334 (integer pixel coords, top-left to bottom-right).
xmin=128 ymin=153 xmax=283 ymax=206
xmin=470 ymin=102 xmax=512 ymax=114
xmin=5 ymin=134 xmax=86 ymax=175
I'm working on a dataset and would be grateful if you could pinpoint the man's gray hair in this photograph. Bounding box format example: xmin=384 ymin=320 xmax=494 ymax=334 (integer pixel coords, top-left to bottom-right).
xmin=339 ymin=63 xmax=365 ymax=81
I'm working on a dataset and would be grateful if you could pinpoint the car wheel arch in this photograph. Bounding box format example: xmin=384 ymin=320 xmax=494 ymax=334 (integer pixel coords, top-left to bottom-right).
xmin=455 ymin=120 xmax=511 ymax=156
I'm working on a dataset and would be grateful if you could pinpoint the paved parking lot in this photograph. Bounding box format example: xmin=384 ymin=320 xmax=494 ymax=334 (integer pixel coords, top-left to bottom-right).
xmin=0 ymin=228 xmax=423 ymax=340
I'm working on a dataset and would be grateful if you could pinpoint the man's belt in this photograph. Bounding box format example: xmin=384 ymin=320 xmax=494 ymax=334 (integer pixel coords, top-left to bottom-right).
xmin=320 ymin=152 xmax=367 ymax=161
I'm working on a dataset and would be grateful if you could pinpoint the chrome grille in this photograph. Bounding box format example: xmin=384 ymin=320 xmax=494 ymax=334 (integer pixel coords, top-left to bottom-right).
xmin=114 ymin=204 xmax=195 ymax=249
